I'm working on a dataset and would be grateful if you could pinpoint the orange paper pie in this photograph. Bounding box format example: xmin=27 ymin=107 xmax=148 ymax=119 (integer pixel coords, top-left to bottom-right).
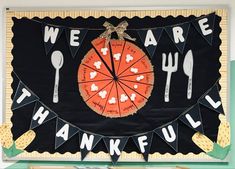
xmin=78 ymin=38 xmax=154 ymax=118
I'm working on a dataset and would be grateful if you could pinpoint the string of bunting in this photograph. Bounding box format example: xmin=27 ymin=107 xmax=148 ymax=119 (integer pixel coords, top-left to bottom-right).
xmin=11 ymin=72 xmax=224 ymax=164
xmin=29 ymin=12 xmax=216 ymax=58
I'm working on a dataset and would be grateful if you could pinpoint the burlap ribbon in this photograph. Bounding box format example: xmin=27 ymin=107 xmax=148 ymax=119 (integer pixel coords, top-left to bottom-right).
xmin=99 ymin=21 xmax=136 ymax=47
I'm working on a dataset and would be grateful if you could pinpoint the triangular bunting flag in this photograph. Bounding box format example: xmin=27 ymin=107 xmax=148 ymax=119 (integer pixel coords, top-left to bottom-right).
xmin=192 ymin=12 xmax=216 ymax=45
xmin=79 ymin=131 xmax=103 ymax=160
xmin=154 ymin=121 xmax=178 ymax=152
xmin=65 ymin=28 xmax=87 ymax=58
xmin=198 ymin=83 xmax=224 ymax=114
xmin=132 ymin=132 xmax=153 ymax=161
xmin=103 ymin=136 xmax=129 ymax=164
xmin=179 ymin=104 xmax=204 ymax=134
xmin=55 ymin=118 xmax=79 ymax=149
xmin=12 ymin=81 xmax=39 ymax=110
xmin=137 ymin=28 xmax=163 ymax=58
xmin=42 ymin=23 xmax=64 ymax=55
xmin=165 ymin=22 xmax=190 ymax=54
xmin=30 ymin=101 xmax=57 ymax=129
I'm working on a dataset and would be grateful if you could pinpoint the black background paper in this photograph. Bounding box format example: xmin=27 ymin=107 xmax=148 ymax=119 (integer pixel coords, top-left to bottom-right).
xmin=11 ymin=15 xmax=221 ymax=155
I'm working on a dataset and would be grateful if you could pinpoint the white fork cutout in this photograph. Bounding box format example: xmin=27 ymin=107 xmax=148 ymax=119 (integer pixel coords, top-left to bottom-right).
xmin=162 ymin=52 xmax=178 ymax=102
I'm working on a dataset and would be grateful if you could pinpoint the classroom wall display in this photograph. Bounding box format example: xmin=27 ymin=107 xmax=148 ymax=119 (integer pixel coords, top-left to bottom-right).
xmin=3 ymin=9 xmax=230 ymax=163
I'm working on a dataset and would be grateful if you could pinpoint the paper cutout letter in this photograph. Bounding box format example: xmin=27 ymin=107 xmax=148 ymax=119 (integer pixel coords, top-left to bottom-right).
xmin=154 ymin=121 xmax=178 ymax=151
xmin=205 ymin=95 xmax=221 ymax=109
xmin=30 ymin=101 xmax=57 ymax=129
xmin=56 ymin=124 xmax=69 ymax=141
xmin=172 ymin=26 xmax=185 ymax=43
xmin=138 ymin=136 xmax=148 ymax=153
xmin=192 ymin=12 xmax=215 ymax=45
xmin=44 ymin=26 xmax=59 ymax=44
xmin=42 ymin=24 xmax=64 ymax=54
xmin=144 ymin=30 xmax=157 ymax=47
xmin=70 ymin=30 xmax=80 ymax=46
xmin=80 ymin=133 xmax=94 ymax=151
xmin=103 ymin=137 xmax=129 ymax=164
xmin=186 ymin=114 xmax=201 ymax=128
xmin=110 ymin=139 xmax=121 ymax=156
xmin=165 ymin=23 xmax=190 ymax=54
xmin=179 ymin=105 xmax=204 ymax=133
xmin=162 ymin=125 xmax=176 ymax=143
xmin=79 ymin=131 xmax=102 ymax=160
xmin=65 ymin=28 xmax=87 ymax=58
xmin=132 ymin=132 xmax=153 ymax=161
xmin=198 ymin=18 xmax=213 ymax=36
xmin=55 ymin=118 xmax=79 ymax=149
xmin=12 ymin=81 xmax=39 ymax=110
xmin=137 ymin=28 xmax=163 ymax=58
xmin=33 ymin=107 xmax=49 ymax=124
xmin=17 ymin=88 xmax=31 ymax=103
xmin=198 ymin=83 xmax=224 ymax=114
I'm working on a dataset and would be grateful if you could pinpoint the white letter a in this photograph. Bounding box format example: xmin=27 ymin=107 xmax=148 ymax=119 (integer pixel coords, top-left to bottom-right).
xmin=144 ymin=30 xmax=157 ymax=47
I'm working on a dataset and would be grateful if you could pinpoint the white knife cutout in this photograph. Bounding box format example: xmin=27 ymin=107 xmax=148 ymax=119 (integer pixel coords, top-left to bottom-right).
xmin=183 ymin=50 xmax=194 ymax=100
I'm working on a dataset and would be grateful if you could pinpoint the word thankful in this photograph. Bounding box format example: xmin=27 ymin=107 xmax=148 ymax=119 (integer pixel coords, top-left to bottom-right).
xmin=13 ymin=82 xmax=221 ymax=150
xmin=11 ymin=76 xmax=223 ymax=163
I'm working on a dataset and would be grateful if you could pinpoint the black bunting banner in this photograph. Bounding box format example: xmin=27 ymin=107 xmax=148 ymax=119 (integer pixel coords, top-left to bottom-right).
xmin=30 ymin=101 xmax=57 ymax=129
xmin=103 ymin=137 xmax=129 ymax=164
xmin=79 ymin=131 xmax=103 ymax=160
xmin=42 ymin=23 xmax=64 ymax=55
xmin=192 ymin=12 xmax=216 ymax=45
xmin=38 ymin=12 xmax=216 ymax=59
xmin=65 ymin=28 xmax=88 ymax=58
xmin=137 ymin=28 xmax=163 ymax=58
xmin=198 ymin=83 xmax=224 ymax=114
xmin=154 ymin=121 xmax=179 ymax=152
xmin=179 ymin=104 xmax=204 ymax=134
xmin=11 ymin=76 xmax=225 ymax=162
xmin=55 ymin=118 xmax=79 ymax=149
xmin=165 ymin=22 xmax=190 ymax=54
xmin=11 ymin=81 xmax=39 ymax=110
xmin=132 ymin=132 xmax=153 ymax=161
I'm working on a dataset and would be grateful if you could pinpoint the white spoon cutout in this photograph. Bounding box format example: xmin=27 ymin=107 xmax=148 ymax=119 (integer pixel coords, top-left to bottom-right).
xmin=51 ymin=50 xmax=64 ymax=103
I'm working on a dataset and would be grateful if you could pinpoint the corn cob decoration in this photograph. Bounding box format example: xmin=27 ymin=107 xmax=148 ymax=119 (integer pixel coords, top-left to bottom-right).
xmin=0 ymin=124 xmax=14 ymax=149
xmin=192 ymin=132 xmax=213 ymax=153
xmin=0 ymin=123 xmax=36 ymax=158
xmin=15 ymin=130 xmax=36 ymax=150
xmin=192 ymin=114 xmax=231 ymax=160
xmin=217 ymin=114 xmax=230 ymax=148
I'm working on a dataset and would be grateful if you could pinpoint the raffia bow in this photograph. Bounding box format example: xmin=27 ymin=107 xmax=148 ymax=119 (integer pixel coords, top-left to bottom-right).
xmin=99 ymin=21 xmax=136 ymax=47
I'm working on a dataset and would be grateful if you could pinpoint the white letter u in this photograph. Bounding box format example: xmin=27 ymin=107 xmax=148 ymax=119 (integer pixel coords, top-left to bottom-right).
xmin=162 ymin=125 xmax=176 ymax=143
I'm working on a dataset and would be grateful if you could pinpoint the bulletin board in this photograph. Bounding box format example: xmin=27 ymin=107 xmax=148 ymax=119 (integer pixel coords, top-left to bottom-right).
xmin=3 ymin=8 xmax=230 ymax=164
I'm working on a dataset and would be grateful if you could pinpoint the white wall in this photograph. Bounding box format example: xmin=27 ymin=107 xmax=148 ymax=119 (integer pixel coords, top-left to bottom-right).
xmin=0 ymin=0 xmax=234 ymax=167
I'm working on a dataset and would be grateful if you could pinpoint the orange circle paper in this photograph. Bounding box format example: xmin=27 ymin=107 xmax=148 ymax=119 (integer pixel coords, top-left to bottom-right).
xmin=78 ymin=38 xmax=154 ymax=118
